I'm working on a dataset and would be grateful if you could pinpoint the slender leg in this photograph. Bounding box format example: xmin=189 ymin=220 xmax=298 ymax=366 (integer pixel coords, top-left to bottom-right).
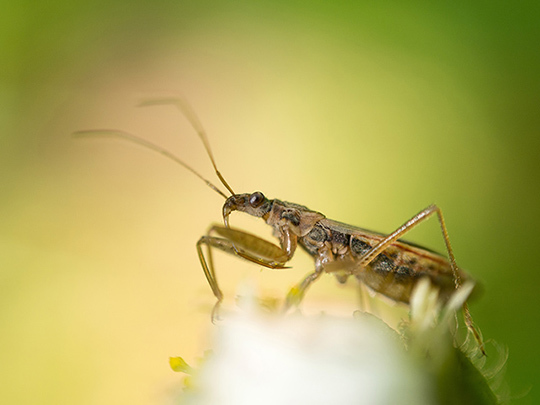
xmin=197 ymin=236 xmax=225 ymax=302
xmin=357 ymin=205 xmax=460 ymax=284
xmin=283 ymin=264 xmax=324 ymax=311
xmin=357 ymin=283 xmax=372 ymax=314
xmin=354 ymin=204 xmax=485 ymax=354
xmin=462 ymin=301 xmax=485 ymax=355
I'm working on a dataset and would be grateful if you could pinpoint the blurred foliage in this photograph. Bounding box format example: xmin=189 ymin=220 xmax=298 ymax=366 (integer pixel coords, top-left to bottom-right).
xmin=1 ymin=0 xmax=539 ymax=404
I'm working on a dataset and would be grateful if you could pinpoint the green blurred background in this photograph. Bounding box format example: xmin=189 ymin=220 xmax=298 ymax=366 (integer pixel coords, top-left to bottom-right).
xmin=1 ymin=1 xmax=539 ymax=403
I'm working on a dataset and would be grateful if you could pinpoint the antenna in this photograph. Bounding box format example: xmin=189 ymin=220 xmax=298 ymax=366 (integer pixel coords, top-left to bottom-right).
xmin=138 ymin=97 xmax=236 ymax=196
xmin=73 ymin=129 xmax=229 ymax=199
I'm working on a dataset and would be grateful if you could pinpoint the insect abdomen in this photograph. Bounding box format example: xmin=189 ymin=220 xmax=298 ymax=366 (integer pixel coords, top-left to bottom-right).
xmin=300 ymin=223 xmax=456 ymax=304
xmin=351 ymin=239 xmax=456 ymax=304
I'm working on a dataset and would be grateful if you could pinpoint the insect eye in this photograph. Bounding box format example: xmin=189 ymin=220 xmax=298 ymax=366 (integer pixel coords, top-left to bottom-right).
xmin=249 ymin=192 xmax=265 ymax=208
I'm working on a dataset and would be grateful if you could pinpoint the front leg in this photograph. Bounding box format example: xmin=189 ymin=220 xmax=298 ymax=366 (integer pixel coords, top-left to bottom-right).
xmin=197 ymin=225 xmax=293 ymax=318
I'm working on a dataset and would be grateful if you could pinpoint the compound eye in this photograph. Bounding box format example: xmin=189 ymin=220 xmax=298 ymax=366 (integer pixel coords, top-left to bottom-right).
xmin=249 ymin=191 xmax=265 ymax=208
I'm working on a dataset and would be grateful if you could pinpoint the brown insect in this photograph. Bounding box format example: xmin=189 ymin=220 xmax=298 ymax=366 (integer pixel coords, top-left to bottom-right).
xmin=75 ymin=98 xmax=484 ymax=354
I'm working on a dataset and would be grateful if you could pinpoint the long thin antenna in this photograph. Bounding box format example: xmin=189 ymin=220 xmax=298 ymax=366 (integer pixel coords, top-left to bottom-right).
xmin=138 ymin=97 xmax=236 ymax=196
xmin=73 ymin=130 xmax=229 ymax=199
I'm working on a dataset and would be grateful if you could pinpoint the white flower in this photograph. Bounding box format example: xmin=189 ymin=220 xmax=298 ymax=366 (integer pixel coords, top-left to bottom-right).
xmin=175 ymin=279 xmax=502 ymax=405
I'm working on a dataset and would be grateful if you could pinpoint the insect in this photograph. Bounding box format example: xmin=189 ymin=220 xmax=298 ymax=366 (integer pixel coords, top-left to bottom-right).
xmin=75 ymin=98 xmax=485 ymax=354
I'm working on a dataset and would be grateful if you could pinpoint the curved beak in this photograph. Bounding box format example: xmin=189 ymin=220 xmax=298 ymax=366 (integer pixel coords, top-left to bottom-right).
xmin=222 ymin=198 xmax=236 ymax=228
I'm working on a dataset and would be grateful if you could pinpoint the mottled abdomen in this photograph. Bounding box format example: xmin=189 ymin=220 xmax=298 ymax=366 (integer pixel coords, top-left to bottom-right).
xmin=349 ymin=236 xmax=458 ymax=304
xmin=300 ymin=222 xmax=460 ymax=305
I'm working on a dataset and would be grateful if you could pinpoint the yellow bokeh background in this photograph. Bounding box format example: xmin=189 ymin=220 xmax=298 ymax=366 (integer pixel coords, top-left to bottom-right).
xmin=2 ymin=1 xmax=539 ymax=403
